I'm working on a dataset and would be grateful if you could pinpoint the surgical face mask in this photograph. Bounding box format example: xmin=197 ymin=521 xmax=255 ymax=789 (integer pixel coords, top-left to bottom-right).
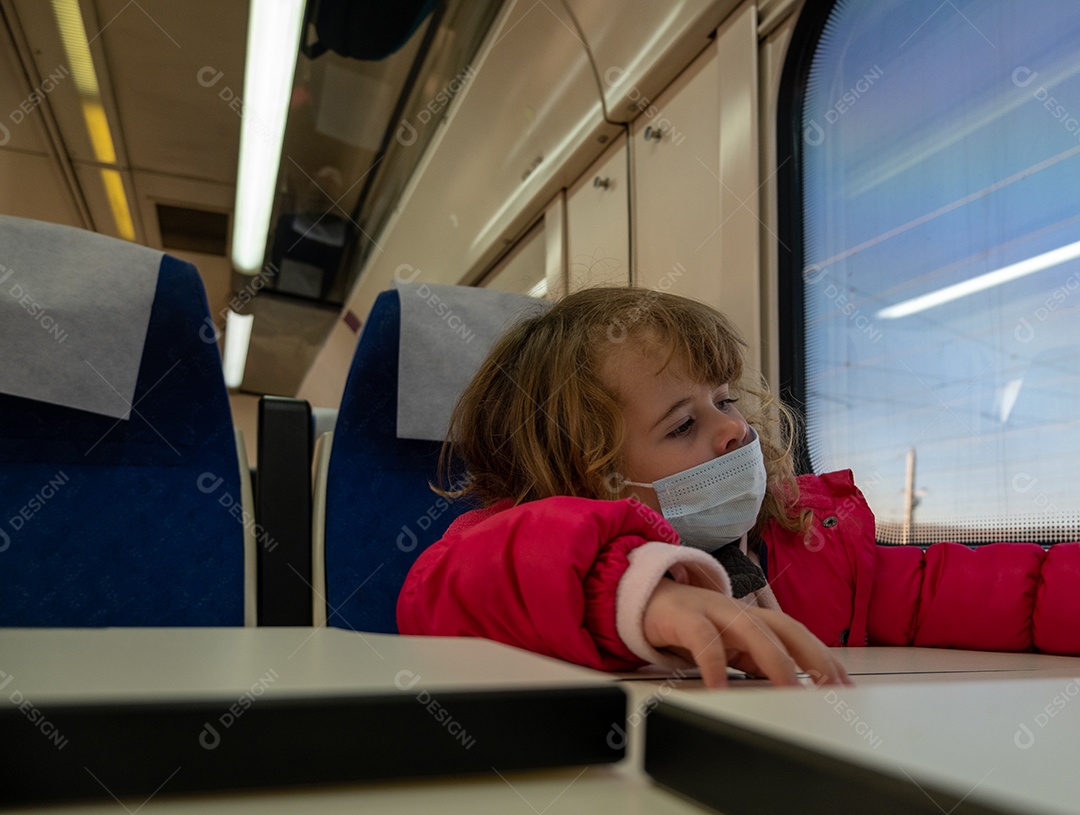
xmin=624 ymin=429 xmax=767 ymax=550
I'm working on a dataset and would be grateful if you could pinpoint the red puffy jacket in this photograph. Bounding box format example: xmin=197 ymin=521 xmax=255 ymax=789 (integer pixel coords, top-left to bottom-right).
xmin=397 ymin=471 xmax=1080 ymax=671
xmin=770 ymin=470 xmax=1080 ymax=654
xmin=397 ymin=495 xmax=705 ymax=670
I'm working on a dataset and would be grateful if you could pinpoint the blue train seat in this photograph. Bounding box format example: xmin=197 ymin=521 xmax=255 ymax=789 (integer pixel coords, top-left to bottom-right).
xmin=316 ymin=284 xmax=545 ymax=632
xmin=0 ymin=217 xmax=253 ymax=626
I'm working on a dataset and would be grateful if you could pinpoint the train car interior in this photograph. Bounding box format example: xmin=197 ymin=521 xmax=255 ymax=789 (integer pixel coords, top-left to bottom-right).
xmin=3 ymin=0 xmax=1080 ymax=812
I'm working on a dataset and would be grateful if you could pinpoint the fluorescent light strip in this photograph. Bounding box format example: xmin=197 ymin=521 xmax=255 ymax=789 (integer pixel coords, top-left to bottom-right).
xmin=80 ymin=100 xmax=117 ymax=163
xmin=876 ymin=238 xmax=1080 ymax=319
xmin=99 ymin=169 xmax=135 ymax=240
xmin=51 ymin=0 xmax=135 ymax=240
xmin=231 ymin=0 xmax=307 ymax=273
xmin=223 ymin=311 xmax=255 ymax=388
xmin=50 ymin=0 xmax=99 ymax=96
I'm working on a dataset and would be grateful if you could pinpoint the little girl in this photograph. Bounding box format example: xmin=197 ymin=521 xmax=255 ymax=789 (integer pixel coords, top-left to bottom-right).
xmin=397 ymin=287 xmax=1080 ymax=687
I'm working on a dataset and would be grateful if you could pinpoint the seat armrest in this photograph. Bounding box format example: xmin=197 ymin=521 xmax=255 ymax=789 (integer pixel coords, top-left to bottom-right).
xmin=256 ymin=396 xmax=314 ymax=625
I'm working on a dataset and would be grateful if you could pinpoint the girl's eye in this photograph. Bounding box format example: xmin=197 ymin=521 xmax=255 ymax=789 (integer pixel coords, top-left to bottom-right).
xmin=716 ymin=397 xmax=739 ymax=412
xmin=670 ymin=417 xmax=695 ymax=438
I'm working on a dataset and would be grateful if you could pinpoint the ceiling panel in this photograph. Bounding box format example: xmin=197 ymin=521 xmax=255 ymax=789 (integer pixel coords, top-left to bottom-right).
xmin=0 ymin=150 xmax=83 ymax=227
xmin=131 ymin=168 xmax=234 ymax=248
xmin=0 ymin=15 xmax=56 ymax=154
xmin=8 ymin=0 xmax=110 ymax=167
xmin=91 ymin=0 xmax=248 ymax=182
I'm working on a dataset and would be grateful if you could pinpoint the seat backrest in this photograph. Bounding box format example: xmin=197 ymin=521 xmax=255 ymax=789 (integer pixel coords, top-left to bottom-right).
xmin=322 ymin=285 xmax=545 ymax=633
xmin=0 ymin=220 xmax=247 ymax=626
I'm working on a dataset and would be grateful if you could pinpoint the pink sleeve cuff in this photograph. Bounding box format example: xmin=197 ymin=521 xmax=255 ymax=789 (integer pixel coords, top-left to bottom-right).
xmin=615 ymin=542 xmax=732 ymax=667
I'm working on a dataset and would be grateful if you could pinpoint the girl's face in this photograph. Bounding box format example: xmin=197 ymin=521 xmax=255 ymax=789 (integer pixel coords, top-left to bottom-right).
xmin=602 ymin=342 xmax=751 ymax=513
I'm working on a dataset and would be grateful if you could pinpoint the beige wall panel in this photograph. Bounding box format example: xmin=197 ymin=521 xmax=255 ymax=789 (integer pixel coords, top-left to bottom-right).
xmin=566 ymin=132 xmax=630 ymax=292
xmin=632 ymin=42 xmax=720 ymax=301
xmin=714 ymin=1 xmax=762 ymax=373
xmin=480 ymin=218 xmax=546 ymax=295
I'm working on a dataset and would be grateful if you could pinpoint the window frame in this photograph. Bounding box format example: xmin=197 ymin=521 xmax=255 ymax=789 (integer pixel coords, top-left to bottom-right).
xmin=776 ymin=0 xmax=839 ymax=478
xmin=773 ymin=0 xmax=1080 ymax=545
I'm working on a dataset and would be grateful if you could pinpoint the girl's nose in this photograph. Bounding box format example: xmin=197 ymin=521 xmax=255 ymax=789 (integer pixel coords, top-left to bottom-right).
xmin=712 ymin=413 xmax=748 ymax=457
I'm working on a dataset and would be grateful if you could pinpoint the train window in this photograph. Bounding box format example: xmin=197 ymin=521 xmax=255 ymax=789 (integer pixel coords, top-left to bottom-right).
xmin=781 ymin=0 xmax=1080 ymax=544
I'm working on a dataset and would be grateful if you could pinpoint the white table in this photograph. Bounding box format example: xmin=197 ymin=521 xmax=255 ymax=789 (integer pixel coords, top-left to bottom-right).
xmin=645 ymin=652 xmax=1080 ymax=815
xmin=0 ymin=628 xmax=630 ymax=808
xmin=4 ymin=628 xmax=1078 ymax=814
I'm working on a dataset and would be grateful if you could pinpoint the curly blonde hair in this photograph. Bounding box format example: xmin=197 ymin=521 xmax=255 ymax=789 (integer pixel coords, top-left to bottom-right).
xmin=439 ymin=286 xmax=804 ymax=533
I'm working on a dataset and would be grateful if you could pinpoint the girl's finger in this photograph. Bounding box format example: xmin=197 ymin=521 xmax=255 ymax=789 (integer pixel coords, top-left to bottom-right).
xmin=671 ymin=617 xmax=732 ymax=689
xmin=709 ymin=610 xmax=800 ymax=687
xmin=755 ymin=611 xmax=853 ymax=686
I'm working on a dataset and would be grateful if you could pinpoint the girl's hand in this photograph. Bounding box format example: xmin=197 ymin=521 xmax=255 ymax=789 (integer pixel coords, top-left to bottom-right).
xmin=642 ymin=579 xmax=853 ymax=689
